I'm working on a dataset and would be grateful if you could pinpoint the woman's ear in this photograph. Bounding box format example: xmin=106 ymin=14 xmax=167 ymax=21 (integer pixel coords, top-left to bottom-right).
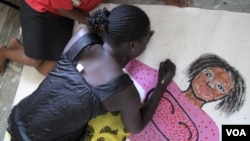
xmin=150 ymin=30 xmax=155 ymax=38
xmin=129 ymin=40 xmax=136 ymax=53
xmin=129 ymin=40 xmax=135 ymax=48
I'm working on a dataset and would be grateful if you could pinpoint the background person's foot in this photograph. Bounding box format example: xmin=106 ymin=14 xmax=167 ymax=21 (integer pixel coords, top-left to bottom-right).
xmin=162 ymin=0 xmax=194 ymax=7
xmin=0 ymin=45 xmax=8 ymax=75
xmin=9 ymin=38 xmax=23 ymax=49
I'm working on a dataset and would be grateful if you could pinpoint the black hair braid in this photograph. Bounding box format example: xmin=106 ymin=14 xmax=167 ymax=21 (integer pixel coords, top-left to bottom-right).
xmin=87 ymin=8 xmax=110 ymax=33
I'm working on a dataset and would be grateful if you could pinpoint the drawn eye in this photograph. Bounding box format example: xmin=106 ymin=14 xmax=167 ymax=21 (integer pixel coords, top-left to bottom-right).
xmin=203 ymin=69 xmax=213 ymax=79
xmin=216 ymin=83 xmax=226 ymax=93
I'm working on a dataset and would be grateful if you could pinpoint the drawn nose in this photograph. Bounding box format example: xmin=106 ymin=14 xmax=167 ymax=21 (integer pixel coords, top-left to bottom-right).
xmin=206 ymin=80 xmax=216 ymax=88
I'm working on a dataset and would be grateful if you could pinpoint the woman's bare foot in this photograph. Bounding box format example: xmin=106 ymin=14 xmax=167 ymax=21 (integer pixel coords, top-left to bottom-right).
xmin=0 ymin=45 xmax=8 ymax=75
xmin=162 ymin=0 xmax=193 ymax=7
xmin=9 ymin=38 xmax=23 ymax=49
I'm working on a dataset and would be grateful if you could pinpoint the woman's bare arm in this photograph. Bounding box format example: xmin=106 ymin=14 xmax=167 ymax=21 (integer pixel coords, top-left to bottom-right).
xmin=103 ymin=59 xmax=176 ymax=133
xmin=123 ymin=59 xmax=175 ymax=133
xmin=139 ymin=59 xmax=176 ymax=127
xmin=56 ymin=8 xmax=89 ymax=23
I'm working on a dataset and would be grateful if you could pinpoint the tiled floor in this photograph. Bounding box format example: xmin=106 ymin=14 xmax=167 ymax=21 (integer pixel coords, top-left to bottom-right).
xmin=0 ymin=1 xmax=22 ymax=140
xmin=0 ymin=0 xmax=250 ymax=140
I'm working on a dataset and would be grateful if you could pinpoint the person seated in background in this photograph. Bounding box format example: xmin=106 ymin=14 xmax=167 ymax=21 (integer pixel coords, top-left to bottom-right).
xmin=0 ymin=0 xmax=101 ymax=75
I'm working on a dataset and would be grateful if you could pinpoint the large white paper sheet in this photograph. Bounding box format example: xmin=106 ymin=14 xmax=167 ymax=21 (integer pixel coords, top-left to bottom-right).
xmin=5 ymin=3 xmax=250 ymax=141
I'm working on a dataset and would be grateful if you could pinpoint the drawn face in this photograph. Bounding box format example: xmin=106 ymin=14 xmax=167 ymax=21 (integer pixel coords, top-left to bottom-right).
xmin=191 ymin=67 xmax=233 ymax=102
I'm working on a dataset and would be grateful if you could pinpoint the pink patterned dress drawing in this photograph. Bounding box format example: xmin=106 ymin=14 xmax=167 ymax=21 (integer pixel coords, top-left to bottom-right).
xmin=125 ymin=60 xmax=219 ymax=141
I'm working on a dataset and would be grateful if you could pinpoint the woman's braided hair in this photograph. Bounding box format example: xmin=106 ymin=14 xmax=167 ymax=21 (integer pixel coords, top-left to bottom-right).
xmin=87 ymin=4 xmax=150 ymax=47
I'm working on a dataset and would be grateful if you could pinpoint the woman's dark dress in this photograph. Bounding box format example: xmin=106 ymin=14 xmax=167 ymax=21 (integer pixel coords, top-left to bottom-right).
xmin=7 ymin=33 xmax=133 ymax=141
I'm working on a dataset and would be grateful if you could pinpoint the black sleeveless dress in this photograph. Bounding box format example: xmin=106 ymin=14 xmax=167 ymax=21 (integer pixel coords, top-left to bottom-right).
xmin=7 ymin=33 xmax=133 ymax=141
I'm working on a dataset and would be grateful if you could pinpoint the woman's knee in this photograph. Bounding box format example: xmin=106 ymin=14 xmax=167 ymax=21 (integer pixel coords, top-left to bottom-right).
xmin=35 ymin=61 xmax=57 ymax=75
xmin=28 ymin=58 xmax=42 ymax=67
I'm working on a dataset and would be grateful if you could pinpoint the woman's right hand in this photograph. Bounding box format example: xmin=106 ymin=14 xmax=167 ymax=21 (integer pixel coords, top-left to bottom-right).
xmin=157 ymin=59 xmax=176 ymax=88
xmin=116 ymin=59 xmax=175 ymax=133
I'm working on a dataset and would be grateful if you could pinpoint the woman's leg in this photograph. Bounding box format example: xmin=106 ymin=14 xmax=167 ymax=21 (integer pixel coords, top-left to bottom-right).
xmin=0 ymin=45 xmax=8 ymax=74
xmin=0 ymin=38 xmax=58 ymax=76
xmin=35 ymin=60 xmax=57 ymax=75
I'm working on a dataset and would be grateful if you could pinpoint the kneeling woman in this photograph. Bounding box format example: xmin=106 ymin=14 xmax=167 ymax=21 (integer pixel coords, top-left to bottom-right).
xmin=7 ymin=5 xmax=176 ymax=141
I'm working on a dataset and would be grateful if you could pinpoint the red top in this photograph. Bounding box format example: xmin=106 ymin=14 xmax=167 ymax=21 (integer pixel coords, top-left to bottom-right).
xmin=25 ymin=0 xmax=101 ymax=15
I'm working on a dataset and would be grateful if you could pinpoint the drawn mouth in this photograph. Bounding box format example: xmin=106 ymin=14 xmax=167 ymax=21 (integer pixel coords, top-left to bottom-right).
xmin=199 ymin=85 xmax=211 ymax=97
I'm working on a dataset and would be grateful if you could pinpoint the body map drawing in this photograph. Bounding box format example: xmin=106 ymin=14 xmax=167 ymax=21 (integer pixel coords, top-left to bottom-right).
xmin=126 ymin=53 xmax=246 ymax=141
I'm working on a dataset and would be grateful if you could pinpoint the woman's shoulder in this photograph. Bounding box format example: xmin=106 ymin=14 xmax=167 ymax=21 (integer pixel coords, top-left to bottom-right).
xmin=63 ymin=26 xmax=90 ymax=52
